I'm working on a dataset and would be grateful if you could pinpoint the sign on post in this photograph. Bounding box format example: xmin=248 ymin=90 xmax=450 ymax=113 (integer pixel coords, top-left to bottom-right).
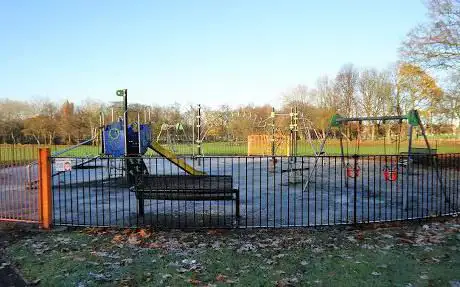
xmin=55 ymin=158 xmax=73 ymax=172
xmin=116 ymin=89 xmax=126 ymax=97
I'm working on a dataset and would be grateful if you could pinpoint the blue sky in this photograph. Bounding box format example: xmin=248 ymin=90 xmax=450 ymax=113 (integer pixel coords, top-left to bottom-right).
xmin=0 ymin=0 xmax=427 ymax=108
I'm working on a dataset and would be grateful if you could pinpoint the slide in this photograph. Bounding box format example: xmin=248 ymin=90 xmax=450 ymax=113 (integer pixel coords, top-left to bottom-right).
xmin=149 ymin=142 xmax=206 ymax=176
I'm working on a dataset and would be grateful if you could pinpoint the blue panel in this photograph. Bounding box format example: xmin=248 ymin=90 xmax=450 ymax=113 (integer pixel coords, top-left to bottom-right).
xmin=140 ymin=124 xmax=152 ymax=154
xmin=103 ymin=121 xmax=125 ymax=157
xmin=103 ymin=121 xmax=152 ymax=156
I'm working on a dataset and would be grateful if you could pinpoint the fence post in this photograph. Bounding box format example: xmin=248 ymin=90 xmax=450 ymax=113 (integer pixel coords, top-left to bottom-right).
xmin=353 ymin=154 xmax=358 ymax=225
xmin=38 ymin=148 xmax=52 ymax=229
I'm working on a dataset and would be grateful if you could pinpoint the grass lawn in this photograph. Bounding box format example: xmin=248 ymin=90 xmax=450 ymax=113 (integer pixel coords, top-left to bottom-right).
xmin=1 ymin=139 xmax=459 ymax=164
xmin=1 ymin=218 xmax=459 ymax=286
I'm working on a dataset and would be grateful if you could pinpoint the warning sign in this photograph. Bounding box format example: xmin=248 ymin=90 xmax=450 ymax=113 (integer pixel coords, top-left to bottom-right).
xmin=55 ymin=158 xmax=73 ymax=172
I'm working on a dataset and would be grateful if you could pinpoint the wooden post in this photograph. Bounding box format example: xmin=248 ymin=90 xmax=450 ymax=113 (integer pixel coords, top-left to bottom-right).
xmin=38 ymin=148 xmax=52 ymax=229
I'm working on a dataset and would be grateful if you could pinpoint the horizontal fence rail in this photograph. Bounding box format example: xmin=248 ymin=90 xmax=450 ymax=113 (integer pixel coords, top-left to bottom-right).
xmin=50 ymin=154 xmax=460 ymax=228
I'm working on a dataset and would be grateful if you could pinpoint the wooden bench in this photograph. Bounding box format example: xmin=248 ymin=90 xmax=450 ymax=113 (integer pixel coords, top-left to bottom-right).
xmin=130 ymin=175 xmax=240 ymax=218
xmin=400 ymin=148 xmax=437 ymax=165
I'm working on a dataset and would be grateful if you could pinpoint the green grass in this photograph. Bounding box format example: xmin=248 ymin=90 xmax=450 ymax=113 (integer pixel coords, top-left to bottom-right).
xmin=0 ymin=144 xmax=101 ymax=163
xmin=1 ymin=139 xmax=459 ymax=164
xmin=3 ymin=219 xmax=460 ymax=286
xmin=155 ymin=139 xmax=460 ymax=156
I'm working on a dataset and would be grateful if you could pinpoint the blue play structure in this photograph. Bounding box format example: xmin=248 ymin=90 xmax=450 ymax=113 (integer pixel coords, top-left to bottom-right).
xmin=103 ymin=120 xmax=152 ymax=156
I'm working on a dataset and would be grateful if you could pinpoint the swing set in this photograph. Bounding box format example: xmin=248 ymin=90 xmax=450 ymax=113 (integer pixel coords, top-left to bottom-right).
xmin=303 ymin=110 xmax=437 ymax=192
xmin=342 ymin=119 xmax=403 ymax=181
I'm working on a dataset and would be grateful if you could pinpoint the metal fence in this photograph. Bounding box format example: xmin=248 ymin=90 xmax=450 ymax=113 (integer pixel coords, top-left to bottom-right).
xmin=50 ymin=154 xmax=460 ymax=228
xmin=0 ymin=145 xmax=39 ymax=223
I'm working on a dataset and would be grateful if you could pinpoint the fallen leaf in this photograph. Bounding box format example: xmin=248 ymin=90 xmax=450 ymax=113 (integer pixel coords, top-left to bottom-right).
xmin=216 ymin=274 xmax=227 ymax=282
xmin=187 ymin=278 xmax=202 ymax=285
xmin=207 ymin=229 xmax=224 ymax=235
xmin=399 ymin=238 xmax=415 ymax=244
xmin=148 ymin=242 xmax=163 ymax=249
xmin=138 ymin=229 xmax=151 ymax=239
xmin=111 ymin=234 xmax=124 ymax=244
xmin=128 ymin=235 xmax=140 ymax=245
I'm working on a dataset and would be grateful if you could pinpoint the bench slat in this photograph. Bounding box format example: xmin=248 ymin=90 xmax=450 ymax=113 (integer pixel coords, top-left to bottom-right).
xmin=135 ymin=175 xmax=235 ymax=191
xmin=136 ymin=192 xmax=236 ymax=200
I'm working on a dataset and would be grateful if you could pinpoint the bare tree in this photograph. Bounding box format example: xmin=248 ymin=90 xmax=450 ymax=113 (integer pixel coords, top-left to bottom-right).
xmin=359 ymin=68 xmax=383 ymax=140
xmin=281 ymin=85 xmax=315 ymax=107
xmin=316 ymin=75 xmax=337 ymax=112
xmin=334 ymin=64 xmax=359 ymax=118
xmin=439 ymin=72 xmax=460 ymax=132
xmin=401 ymin=0 xmax=460 ymax=70
xmin=334 ymin=64 xmax=359 ymax=139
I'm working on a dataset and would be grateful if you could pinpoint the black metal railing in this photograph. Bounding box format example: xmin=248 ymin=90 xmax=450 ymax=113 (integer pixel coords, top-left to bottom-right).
xmin=0 ymin=145 xmax=39 ymax=223
xmin=50 ymin=154 xmax=460 ymax=228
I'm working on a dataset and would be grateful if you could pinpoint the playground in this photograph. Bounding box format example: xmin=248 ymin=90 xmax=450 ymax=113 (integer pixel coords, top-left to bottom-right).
xmin=0 ymin=89 xmax=459 ymax=229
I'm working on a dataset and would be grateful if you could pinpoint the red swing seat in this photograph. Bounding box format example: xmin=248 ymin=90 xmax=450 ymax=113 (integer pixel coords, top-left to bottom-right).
xmin=383 ymin=166 xmax=398 ymax=181
xmin=346 ymin=163 xmax=360 ymax=178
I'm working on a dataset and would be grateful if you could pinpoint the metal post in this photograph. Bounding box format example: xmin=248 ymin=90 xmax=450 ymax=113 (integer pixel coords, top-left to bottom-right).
xmin=290 ymin=107 xmax=293 ymax=158
xmin=123 ymin=89 xmax=129 ymax=181
xmin=339 ymin=128 xmax=348 ymax=188
xmin=123 ymin=89 xmax=128 ymax=157
xmin=294 ymin=106 xmax=298 ymax=158
xmin=100 ymin=112 xmax=105 ymax=155
xmin=303 ymin=125 xmax=331 ymax=192
xmin=111 ymin=108 xmax=114 ymax=122
xmin=38 ymin=148 xmax=52 ymax=229
xmin=197 ymin=104 xmax=202 ymax=157
xmin=192 ymin=107 xmax=195 ymax=158
xmin=138 ymin=112 xmax=142 ymax=155
xmin=416 ymin=111 xmax=449 ymax=207
xmin=271 ymin=107 xmax=275 ymax=157
xmin=353 ymin=154 xmax=358 ymax=225
xmin=407 ymin=124 xmax=413 ymax=172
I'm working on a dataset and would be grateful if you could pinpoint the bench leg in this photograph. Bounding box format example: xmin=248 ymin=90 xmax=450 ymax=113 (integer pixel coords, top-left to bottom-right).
xmin=235 ymin=192 xmax=240 ymax=218
xmin=138 ymin=198 xmax=145 ymax=216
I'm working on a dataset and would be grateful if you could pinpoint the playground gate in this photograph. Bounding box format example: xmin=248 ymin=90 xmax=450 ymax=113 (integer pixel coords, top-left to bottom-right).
xmin=0 ymin=145 xmax=40 ymax=223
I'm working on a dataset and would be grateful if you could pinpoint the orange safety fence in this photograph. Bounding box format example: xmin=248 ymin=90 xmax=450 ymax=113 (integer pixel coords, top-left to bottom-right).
xmin=247 ymin=134 xmax=291 ymax=156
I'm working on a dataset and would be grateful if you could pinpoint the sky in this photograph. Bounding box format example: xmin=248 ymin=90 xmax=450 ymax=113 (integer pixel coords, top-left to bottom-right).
xmin=0 ymin=0 xmax=427 ymax=108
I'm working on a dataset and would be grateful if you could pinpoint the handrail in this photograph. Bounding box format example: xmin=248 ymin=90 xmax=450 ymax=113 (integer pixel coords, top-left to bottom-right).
xmin=26 ymin=135 xmax=98 ymax=167
xmin=52 ymin=135 xmax=98 ymax=157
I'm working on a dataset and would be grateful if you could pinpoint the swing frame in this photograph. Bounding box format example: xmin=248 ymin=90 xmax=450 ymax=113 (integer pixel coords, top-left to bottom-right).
xmin=303 ymin=110 xmax=438 ymax=192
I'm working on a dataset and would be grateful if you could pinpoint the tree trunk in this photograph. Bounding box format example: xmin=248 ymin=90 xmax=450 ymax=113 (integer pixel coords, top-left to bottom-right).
xmin=371 ymin=124 xmax=375 ymax=141
xmin=32 ymin=134 xmax=40 ymax=145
